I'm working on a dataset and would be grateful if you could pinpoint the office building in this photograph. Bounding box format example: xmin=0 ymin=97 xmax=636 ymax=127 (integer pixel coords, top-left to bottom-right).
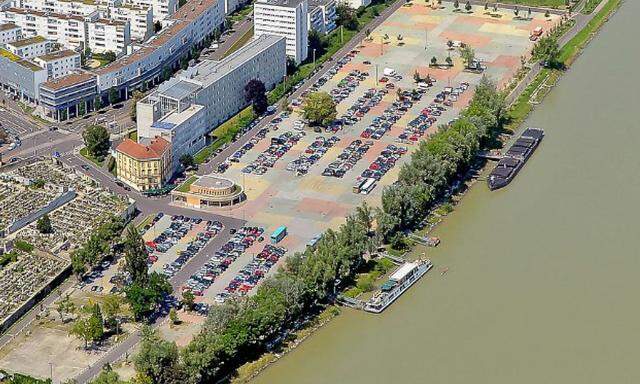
xmin=0 ymin=48 xmax=47 ymax=102
xmin=254 ymin=0 xmax=308 ymax=63
xmin=136 ymin=34 xmax=286 ymax=173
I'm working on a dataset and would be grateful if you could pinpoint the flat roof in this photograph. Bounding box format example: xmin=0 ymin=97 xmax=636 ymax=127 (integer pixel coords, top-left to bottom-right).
xmin=4 ymin=7 xmax=85 ymax=22
xmin=184 ymin=35 xmax=284 ymax=88
xmin=256 ymin=0 xmax=306 ymax=8
xmin=390 ymin=262 xmax=418 ymax=281
xmin=8 ymin=36 xmax=47 ymax=48
xmin=41 ymin=72 xmax=96 ymax=91
xmin=36 ymin=50 xmax=79 ymax=62
xmin=159 ymin=104 xmax=204 ymax=126
xmin=0 ymin=23 xmax=20 ymax=32
xmin=160 ymin=80 xmax=201 ymax=101
xmin=192 ymin=175 xmax=234 ymax=190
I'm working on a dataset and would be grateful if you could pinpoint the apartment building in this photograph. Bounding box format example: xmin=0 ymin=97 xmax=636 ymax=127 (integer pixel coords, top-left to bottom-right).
xmin=115 ymin=136 xmax=172 ymax=191
xmin=254 ymin=0 xmax=308 ymax=63
xmin=15 ymin=0 xmax=152 ymax=41
xmin=33 ymin=50 xmax=81 ymax=79
xmin=87 ymin=18 xmax=130 ymax=54
xmin=124 ymin=0 xmax=177 ymax=22
xmin=308 ymin=0 xmax=336 ymax=35
xmin=37 ymin=0 xmax=225 ymax=120
xmin=342 ymin=0 xmax=370 ymax=8
xmin=0 ymin=23 xmax=21 ymax=44
xmin=0 ymin=8 xmax=131 ymax=54
xmin=39 ymin=72 xmax=97 ymax=121
xmin=0 ymin=48 xmax=47 ymax=102
xmin=136 ymin=34 xmax=286 ymax=173
xmin=5 ymin=36 xmax=51 ymax=59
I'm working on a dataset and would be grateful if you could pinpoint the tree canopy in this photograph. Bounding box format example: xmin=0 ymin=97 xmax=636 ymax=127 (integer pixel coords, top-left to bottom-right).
xmin=83 ymin=125 xmax=110 ymax=160
xmin=244 ymin=79 xmax=268 ymax=115
xmin=302 ymin=92 xmax=336 ymax=127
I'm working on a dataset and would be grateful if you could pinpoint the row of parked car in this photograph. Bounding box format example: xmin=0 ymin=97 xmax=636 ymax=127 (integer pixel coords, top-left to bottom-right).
xmin=147 ymin=215 xmax=198 ymax=254
xmin=287 ymin=136 xmax=340 ymax=176
xmin=360 ymin=95 xmax=417 ymax=140
xmin=359 ymin=144 xmax=407 ymax=183
xmin=328 ymin=70 xmax=370 ymax=104
xmin=182 ymin=226 xmax=265 ymax=298
xmin=323 ymin=139 xmax=373 ymax=178
xmin=342 ymin=88 xmax=387 ymax=127
xmin=160 ymin=220 xmax=223 ymax=278
xmin=242 ymin=131 xmax=305 ymax=175
xmin=217 ymin=244 xmax=286 ymax=302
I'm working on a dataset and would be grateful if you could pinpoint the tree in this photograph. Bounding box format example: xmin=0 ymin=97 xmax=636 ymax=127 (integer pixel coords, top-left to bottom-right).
xmin=179 ymin=153 xmax=195 ymax=170
xmin=413 ymin=70 xmax=422 ymax=83
xmin=93 ymin=368 xmax=124 ymax=384
xmin=431 ymin=56 xmax=438 ymax=65
xmin=454 ymin=0 xmax=459 ymax=9
xmin=57 ymin=294 xmax=75 ymax=323
xmin=161 ymin=66 xmax=172 ymax=81
xmin=109 ymin=87 xmax=119 ymax=105
xmin=103 ymin=51 xmax=116 ymax=63
xmin=514 ymin=6 xmax=519 ymax=17
xmin=69 ymin=317 xmax=93 ymax=349
xmin=533 ymin=36 xmax=560 ymax=67
xmin=134 ymin=326 xmax=185 ymax=383
xmin=37 ymin=214 xmax=53 ymax=234
xmin=445 ymin=56 xmax=453 ymax=66
xmin=336 ymin=4 xmax=358 ymax=30
xmin=130 ymin=90 xmax=145 ymax=122
xmin=244 ymin=79 xmax=268 ymax=115
xmin=94 ymin=95 xmax=102 ymax=111
xmin=465 ymin=1 xmax=472 ymax=12
xmin=154 ymin=21 xmax=162 ymax=33
xmin=123 ymin=225 xmax=148 ymax=286
xmin=83 ymin=124 xmax=110 ymax=160
xmin=308 ymin=29 xmax=328 ymax=58
xmin=103 ymin=294 xmax=122 ymax=334
xmin=125 ymin=273 xmax=172 ymax=320
xmin=169 ymin=308 xmax=179 ymax=325
xmin=447 ymin=40 xmax=454 ymax=49
xmin=484 ymin=2 xmax=488 ymax=11
xmin=302 ymin=92 xmax=336 ymax=127
xmin=71 ymin=252 xmax=87 ymax=277
xmin=355 ymin=202 xmax=374 ymax=233
xmin=182 ymin=290 xmax=195 ymax=311
xmin=459 ymin=45 xmax=475 ymax=68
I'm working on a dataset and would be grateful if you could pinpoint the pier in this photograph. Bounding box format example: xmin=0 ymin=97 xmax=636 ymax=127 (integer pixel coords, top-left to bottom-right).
xmin=476 ymin=151 xmax=504 ymax=161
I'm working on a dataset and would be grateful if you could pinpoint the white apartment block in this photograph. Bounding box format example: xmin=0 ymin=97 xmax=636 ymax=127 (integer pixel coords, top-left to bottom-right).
xmin=341 ymin=0 xmax=370 ymax=8
xmin=0 ymin=23 xmax=21 ymax=43
xmin=33 ymin=49 xmax=81 ymax=79
xmin=254 ymin=0 xmax=308 ymax=64
xmin=87 ymin=18 xmax=131 ymax=54
xmin=136 ymin=34 xmax=286 ymax=172
xmin=5 ymin=35 xmax=51 ymax=58
xmin=0 ymin=8 xmax=131 ymax=55
xmin=108 ymin=5 xmax=153 ymax=41
xmin=124 ymin=0 xmax=177 ymax=22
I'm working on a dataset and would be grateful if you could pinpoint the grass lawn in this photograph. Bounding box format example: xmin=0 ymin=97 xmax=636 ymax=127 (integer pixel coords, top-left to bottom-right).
xmin=79 ymin=147 xmax=104 ymax=167
xmin=137 ymin=214 xmax=155 ymax=229
xmin=175 ymin=175 xmax=197 ymax=192
xmin=194 ymin=106 xmax=256 ymax=164
xmin=230 ymin=3 xmax=253 ymax=23
xmin=223 ymin=27 xmax=254 ymax=59
xmin=496 ymin=0 xmax=568 ymax=8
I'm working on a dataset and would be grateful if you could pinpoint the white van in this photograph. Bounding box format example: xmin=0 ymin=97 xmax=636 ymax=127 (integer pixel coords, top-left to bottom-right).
xmin=383 ymin=67 xmax=396 ymax=77
xmin=418 ymin=82 xmax=429 ymax=89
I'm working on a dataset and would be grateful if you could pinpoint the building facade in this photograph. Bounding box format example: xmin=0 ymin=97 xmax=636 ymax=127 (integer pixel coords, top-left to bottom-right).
xmin=5 ymin=36 xmax=51 ymax=59
xmin=308 ymin=0 xmax=336 ymax=35
xmin=0 ymin=48 xmax=47 ymax=102
xmin=115 ymin=136 xmax=172 ymax=191
xmin=86 ymin=18 xmax=131 ymax=55
xmin=136 ymin=34 xmax=286 ymax=174
xmin=39 ymin=73 xmax=97 ymax=121
xmin=254 ymin=0 xmax=309 ymax=63
xmin=33 ymin=50 xmax=81 ymax=79
xmin=125 ymin=0 xmax=177 ymax=22
xmin=171 ymin=175 xmax=245 ymax=209
xmin=0 ymin=23 xmax=21 ymax=44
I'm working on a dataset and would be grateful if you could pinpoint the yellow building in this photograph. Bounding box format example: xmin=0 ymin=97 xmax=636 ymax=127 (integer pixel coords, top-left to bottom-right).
xmin=115 ymin=137 xmax=172 ymax=191
xmin=171 ymin=175 xmax=245 ymax=209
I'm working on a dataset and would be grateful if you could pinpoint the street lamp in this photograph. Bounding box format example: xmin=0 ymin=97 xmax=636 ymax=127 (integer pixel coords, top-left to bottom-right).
xmin=312 ymin=48 xmax=316 ymax=68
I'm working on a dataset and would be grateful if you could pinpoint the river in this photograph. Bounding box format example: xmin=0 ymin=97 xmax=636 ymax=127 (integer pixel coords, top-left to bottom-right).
xmin=253 ymin=2 xmax=639 ymax=384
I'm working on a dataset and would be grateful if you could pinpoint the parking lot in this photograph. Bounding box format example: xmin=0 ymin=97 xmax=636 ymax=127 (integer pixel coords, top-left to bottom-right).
xmin=195 ymin=3 xmax=558 ymax=257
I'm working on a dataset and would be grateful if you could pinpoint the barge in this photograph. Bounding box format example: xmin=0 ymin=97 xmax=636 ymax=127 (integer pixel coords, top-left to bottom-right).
xmin=488 ymin=128 xmax=544 ymax=190
xmin=364 ymin=259 xmax=433 ymax=313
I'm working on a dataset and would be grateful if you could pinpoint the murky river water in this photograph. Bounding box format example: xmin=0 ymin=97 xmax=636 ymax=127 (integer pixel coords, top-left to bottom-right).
xmin=253 ymin=3 xmax=640 ymax=383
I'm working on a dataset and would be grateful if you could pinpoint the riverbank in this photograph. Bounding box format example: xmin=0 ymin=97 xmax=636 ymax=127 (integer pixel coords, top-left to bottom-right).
xmin=243 ymin=0 xmax=624 ymax=382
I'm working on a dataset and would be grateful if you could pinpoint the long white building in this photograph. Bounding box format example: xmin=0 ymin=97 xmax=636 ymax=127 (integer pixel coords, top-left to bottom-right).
xmin=5 ymin=36 xmax=51 ymax=59
xmin=0 ymin=23 xmax=21 ymax=44
xmin=254 ymin=0 xmax=308 ymax=64
xmin=136 ymin=34 xmax=286 ymax=172
xmin=33 ymin=50 xmax=81 ymax=79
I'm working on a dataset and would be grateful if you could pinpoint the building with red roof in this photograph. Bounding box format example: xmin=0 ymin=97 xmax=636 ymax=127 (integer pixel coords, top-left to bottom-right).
xmin=115 ymin=136 xmax=172 ymax=191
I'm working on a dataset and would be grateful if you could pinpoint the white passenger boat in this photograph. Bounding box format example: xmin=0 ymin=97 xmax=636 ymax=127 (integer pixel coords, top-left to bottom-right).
xmin=364 ymin=259 xmax=433 ymax=313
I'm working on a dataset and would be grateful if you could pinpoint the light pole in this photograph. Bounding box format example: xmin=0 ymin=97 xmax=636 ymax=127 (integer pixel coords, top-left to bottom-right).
xmin=312 ymin=48 xmax=316 ymax=68
xmin=49 ymin=361 xmax=53 ymax=384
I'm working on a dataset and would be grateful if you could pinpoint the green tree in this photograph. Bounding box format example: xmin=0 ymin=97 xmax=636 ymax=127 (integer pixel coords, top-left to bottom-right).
xmin=125 ymin=273 xmax=172 ymax=320
xmin=70 ymin=317 xmax=93 ymax=349
xmin=94 ymin=95 xmax=103 ymax=111
xmin=302 ymin=92 xmax=336 ymax=127
xmin=71 ymin=253 xmax=87 ymax=277
xmin=182 ymin=290 xmax=195 ymax=311
xmin=533 ymin=36 xmax=561 ymax=67
xmin=336 ymin=4 xmax=358 ymax=30
xmin=129 ymin=90 xmax=145 ymax=122
xmin=57 ymin=294 xmax=75 ymax=323
xmin=83 ymin=124 xmax=110 ymax=160
xmin=459 ymin=45 xmax=475 ymax=68
xmin=134 ymin=326 xmax=185 ymax=383
xmin=154 ymin=21 xmax=162 ymax=32
xmin=355 ymin=202 xmax=374 ymax=233
xmin=78 ymin=102 xmax=86 ymax=116
xmin=465 ymin=1 xmax=471 ymax=11
xmin=244 ymin=79 xmax=268 ymax=115
xmin=92 ymin=368 xmax=124 ymax=384
xmin=123 ymin=225 xmax=148 ymax=286
xmin=308 ymin=29 xmax=328 ymax=58
xmin=169 ymin=308 xmax=179 ymax=325
xmin=109 ymin=87 xmax=119 ymax=105
xmin=102 ymin=295 xmax=122 ymax=334
xmin=36 ymin=214 xmax=53 ymax=234
xmin=162 ymin=66 xmax=172 ymax=81
xmin=445 ymin=56 xmax=453 ymax=66
xmin=179 ymin=154 xmax=195 ymax=170
xmin=454 ymin=0 xmax=459 ymax=9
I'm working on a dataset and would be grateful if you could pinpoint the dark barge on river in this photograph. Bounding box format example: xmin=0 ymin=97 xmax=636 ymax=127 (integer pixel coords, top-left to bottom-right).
xmin=488 ymin=128 xmax=544 ymax=190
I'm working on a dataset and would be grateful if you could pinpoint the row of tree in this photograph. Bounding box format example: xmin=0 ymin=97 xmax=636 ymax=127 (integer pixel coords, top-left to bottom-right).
xmin=71 ymin=215 xmax=125 ymax=276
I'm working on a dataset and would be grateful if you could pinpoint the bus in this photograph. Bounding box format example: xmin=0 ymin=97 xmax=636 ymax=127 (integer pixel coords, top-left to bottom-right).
xmin=271 ymin=226 xmax=287 ymax=244
xmin=360 ymin=178 xmax=376 ymax=195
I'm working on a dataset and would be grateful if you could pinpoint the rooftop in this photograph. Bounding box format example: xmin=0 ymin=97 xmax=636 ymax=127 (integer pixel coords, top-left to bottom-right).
xmin=8 ymin=36 xmax=47 ymax=48
xmin=36 ymin=50 xmax=80 ymax=62
xmin=0 ymin=23 xmax=20 ymax=32
xmin=256 ymin=0 xmax=307 ymax=8
xmin=160 ymin=80 xmax=201 ymax=101
xmin=4 ymin=7 xmax=85 ymax=22
xmin=192 ymin=175 xmax=234 ymax=190
xmin=116 ymin=137 xmax=170 ymax=160
xmin=41 ymin=72 xmax=96 ymax=91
